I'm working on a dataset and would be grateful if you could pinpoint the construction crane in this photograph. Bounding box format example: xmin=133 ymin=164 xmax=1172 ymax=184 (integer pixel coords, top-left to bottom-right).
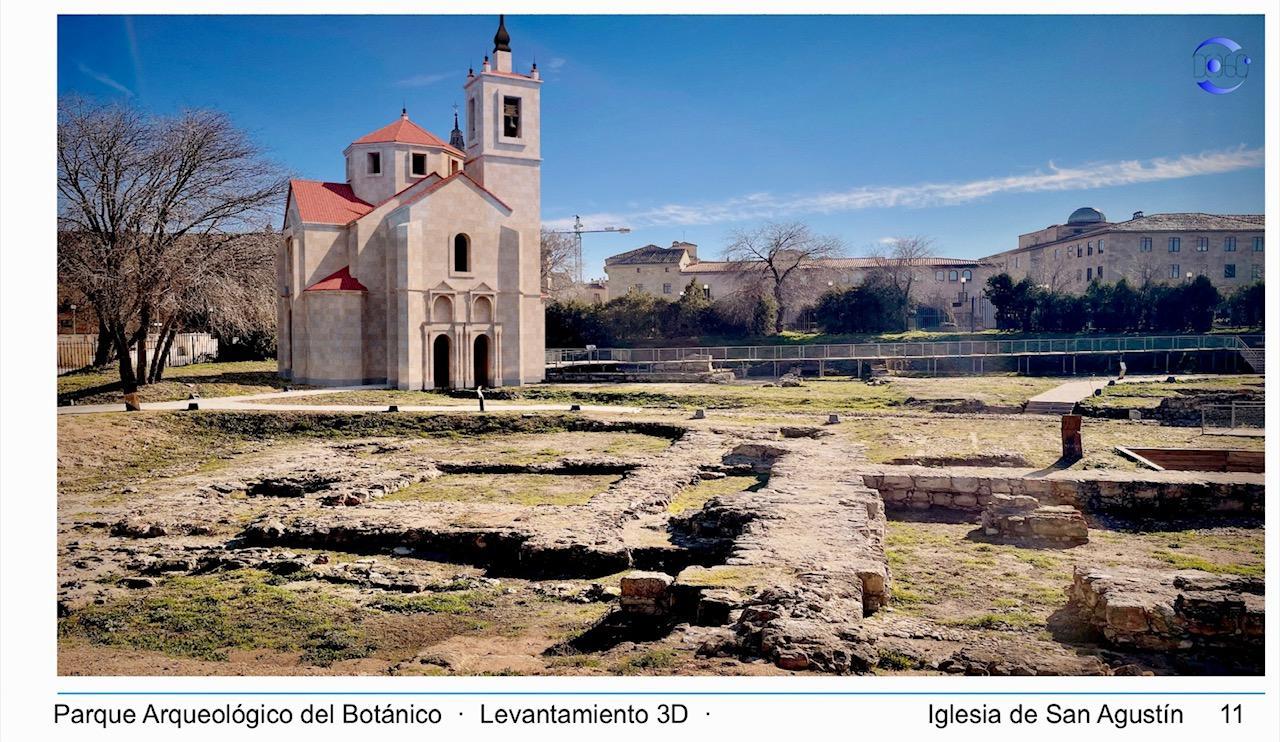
xmin=547 ymin=215 xmax=631 ymax=284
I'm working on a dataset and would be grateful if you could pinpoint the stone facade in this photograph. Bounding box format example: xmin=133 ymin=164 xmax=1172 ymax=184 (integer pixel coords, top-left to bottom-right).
xmin=278 ymin=17 xmax=544 ymax=389
xmin=984 ymin=209 xmax=1264 ymax=293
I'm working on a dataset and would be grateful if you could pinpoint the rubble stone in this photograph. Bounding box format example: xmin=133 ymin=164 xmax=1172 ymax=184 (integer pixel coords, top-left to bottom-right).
xmin=1068 ymin=565 xmax=1263 ymax=650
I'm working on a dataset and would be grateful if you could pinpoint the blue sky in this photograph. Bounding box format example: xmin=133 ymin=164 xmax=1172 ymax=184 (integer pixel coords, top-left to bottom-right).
xmin=58 ymin=14 xmax=1264 ymax=277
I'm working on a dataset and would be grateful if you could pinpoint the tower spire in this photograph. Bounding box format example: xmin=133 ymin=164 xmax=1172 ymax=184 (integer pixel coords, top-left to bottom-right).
xmin=493 ymin=14 xmax=511 ymax=53
xmin=449 ymin=103 xmax=465 ymax=150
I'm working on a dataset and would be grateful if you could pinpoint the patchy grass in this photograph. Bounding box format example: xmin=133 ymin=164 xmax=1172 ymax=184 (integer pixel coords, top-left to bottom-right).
xmin=383 ymin=473 xmax=620 ymax=506
xmin=612 ymin=648 xmax=680 ymax=675
xmin=57 ymin=570 xmax=373 ymax=665
xmin=882 ymin=521 xmax=1263 ymax=638
xmin=944 ymin=610 xmax=1041 ymax=630
xmin=1150 ymin=550 xmax=1265 ymax=577
xmin=369 ymin=591 xmax=491 ymax=615
xmin=667 ymin=475 xmax=766 ymax=514
xmin=263 ymin=376 xmax=1060 ymax=413
xmin=1081 ymin=375 xmax=1264 ymax=412
xmin=58 ymin=360 xmax=292 ymax=406
xmin=836 ymin=414 xmax=1262 ymax=471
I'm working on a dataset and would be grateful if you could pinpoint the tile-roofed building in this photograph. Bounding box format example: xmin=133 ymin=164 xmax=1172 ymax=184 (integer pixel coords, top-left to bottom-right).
xmin=603 ymin=241 xmax=996 ymax=328
xmin=982 ymin=207 xmax=1265 ymax=294
xmin=278 ymin=16 xmax=545 ymax=389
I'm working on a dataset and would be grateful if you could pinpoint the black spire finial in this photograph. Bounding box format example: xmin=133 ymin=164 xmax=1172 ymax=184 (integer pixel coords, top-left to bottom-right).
xmin=449 ymin=103 xmax=466 ymax=150
xmin=493 ymin=14 xmax=511 ymax=53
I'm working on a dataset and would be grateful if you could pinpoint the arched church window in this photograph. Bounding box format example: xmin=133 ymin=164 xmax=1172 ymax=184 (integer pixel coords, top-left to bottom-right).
xmin=454 ymin=234 xmax=471 ymax=273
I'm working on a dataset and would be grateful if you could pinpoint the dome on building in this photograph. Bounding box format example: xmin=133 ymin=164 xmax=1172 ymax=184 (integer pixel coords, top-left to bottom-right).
xmin=1067 ymin=206 xmax=1106 ymax=225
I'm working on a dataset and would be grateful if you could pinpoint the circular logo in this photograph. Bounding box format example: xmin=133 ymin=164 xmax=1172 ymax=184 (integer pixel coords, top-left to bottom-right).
xmin=1193 ymin=37 xmax=1251 ymax=94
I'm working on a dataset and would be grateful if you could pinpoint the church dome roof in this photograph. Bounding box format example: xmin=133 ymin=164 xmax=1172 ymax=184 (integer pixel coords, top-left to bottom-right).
xmin=351 ymin=113 xmax=463 ymax=156
xmin=1067 ymin=206 xmax=1106 ymax=225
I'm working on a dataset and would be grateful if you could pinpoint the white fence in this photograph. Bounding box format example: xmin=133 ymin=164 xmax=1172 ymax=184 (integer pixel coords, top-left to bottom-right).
xmin=57 ymin=333 xmax=219 ymax=374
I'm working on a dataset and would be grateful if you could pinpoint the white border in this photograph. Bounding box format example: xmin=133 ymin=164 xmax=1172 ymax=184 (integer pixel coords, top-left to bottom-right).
xmin=3 ymin=2 xmax=1276 ymax=739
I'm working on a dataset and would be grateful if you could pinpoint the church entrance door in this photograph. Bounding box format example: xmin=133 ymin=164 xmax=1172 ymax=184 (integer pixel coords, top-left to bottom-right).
xmin=433 ymin=334 xmax=451 ymax=388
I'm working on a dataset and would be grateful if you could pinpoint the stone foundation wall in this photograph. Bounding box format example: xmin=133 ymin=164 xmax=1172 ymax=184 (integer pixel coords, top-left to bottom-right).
xmin=1068 ymin=566 xmax=1263 ymax=651
xmin=860 ymin=465 xmax=1262 ymax=519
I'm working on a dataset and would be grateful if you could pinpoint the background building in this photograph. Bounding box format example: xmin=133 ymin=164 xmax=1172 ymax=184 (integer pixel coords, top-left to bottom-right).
xmin=603 ymin=241 xmax=997 ymax=329
xmin=984 ymin=208 xmax=1265 ymax=292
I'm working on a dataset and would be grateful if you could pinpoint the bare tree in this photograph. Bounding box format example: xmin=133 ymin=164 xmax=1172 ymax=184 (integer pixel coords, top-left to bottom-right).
xmin=866 ymin=236 xmax=936 ymax=328
xmin=540 ymin=227 xmax=578 ymax=296
xmin=723 ymin=222 xmax=843 ymax=333
xmin=57 ymin=96 xmax=286 ymax=401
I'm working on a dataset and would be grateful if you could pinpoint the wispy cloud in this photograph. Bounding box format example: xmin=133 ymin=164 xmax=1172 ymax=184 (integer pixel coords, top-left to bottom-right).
xmin=545 ymin=57 xmax=567 ymax=71
xmin=77 ymin=62 xmax=133 ymax=97
xmin=393 ymin=72 xmax=452 ymax=87
xmin=547 ymin=147 xmax=1263 ymax=230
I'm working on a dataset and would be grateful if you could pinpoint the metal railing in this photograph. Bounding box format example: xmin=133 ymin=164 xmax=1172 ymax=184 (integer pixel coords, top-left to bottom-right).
xmin=547 ymin=334 xmax=1247 ymax=368
xmin=1201 ymin=401 xmax=1266 ymax=435
xmin=58 ymin=332 xmax=219 ymax=375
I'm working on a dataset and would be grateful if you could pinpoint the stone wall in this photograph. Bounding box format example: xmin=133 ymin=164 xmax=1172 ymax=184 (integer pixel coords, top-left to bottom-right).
xmin=860 ymin=465 xmax=1262 ymax=520
xmin=1068 ymin=565 xmax=1263 ymax=651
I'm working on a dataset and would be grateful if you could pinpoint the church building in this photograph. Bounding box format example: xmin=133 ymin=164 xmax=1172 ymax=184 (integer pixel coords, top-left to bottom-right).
xmin=277 ymin=16 xmax=545 ymax=389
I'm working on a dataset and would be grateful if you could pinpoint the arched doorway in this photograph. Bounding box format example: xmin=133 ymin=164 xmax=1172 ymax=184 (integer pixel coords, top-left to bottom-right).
xmin=432 ymin=334 xmax=451 ymax=389
xmin=473 ymin=334 xmax=490 ymax=389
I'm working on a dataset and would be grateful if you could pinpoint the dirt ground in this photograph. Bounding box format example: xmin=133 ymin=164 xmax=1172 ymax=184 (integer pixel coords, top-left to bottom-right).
xmin=56 ymin=375 xmax=1265 ymax=677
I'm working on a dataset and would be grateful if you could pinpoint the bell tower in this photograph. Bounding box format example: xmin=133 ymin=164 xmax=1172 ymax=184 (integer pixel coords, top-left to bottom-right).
xmin=462 ymin=14 xmax=541 ymax=226
xmin=461 ymin=15 xmax=544 ymax=385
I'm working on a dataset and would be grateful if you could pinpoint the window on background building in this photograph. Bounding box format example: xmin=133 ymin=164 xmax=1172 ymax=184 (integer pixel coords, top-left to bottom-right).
xmin=1170 ymin=264 xmax=1181 ymax=279
xmin=1254 ymin=236 xmax=1264 ymax=251
xmin=1054 ymin=248 xmax=1060 ymax=259
xmin=1076 ymin=245 xmax=1083 ymax=258
xmin=1224 ymin=264 xmax=1236 ymax=279
xmin=948 ymin=270 xmax=959 ymax=281
xmin=1077 ymin=268 xmax=1083 ymax=281
xmin=1013 ymin=256 xmax=1020 ymax=268
xmin=962 ymin=269 xmax=972 ymax=281
xmin=1087 ymin=242 xmax=1093 ymax=256
xmin=636 ymin=267 xmax=641 ymax=273
xmin=1141 ymin=237 xmax=1152 ymax=252
xmin=664 ymin=266 xmax=670 ymax=272
xmin=502 ymin=96 xmax=522 ymax=138
xmin=1225 ymin=236 xmax=1237 ymax=252
xmin=1098 ymin=240 xmax=1104 ymax=253
xmin=452 ymin=233 xmax=471 ymax=272
xmin=1087 ymin=267 xmax=1093 ymax=281
xmin=366 ymin=151 xmax=381 ymax=175
xmin=1196 ymin=237 xmax=1208 ymax=252
xmin=411 ymin=153 xmax=428 ymax=177
xmin=1168 ymin=237 xmax=1180 ymax=252
xmin=1098 ymin=265 xmax=1104 ymax=280
xmin=935 ymin=270 xmax=945 ymax=281
xmin=662 ymin=283 xmax=672 ymax=295
xmin=467 ymin=98 xmax=476 ymax=139
xmin=1252 ymin=264 xmax=1263 ymax=280
xmin=450 ymin=159 xmax=460 ymax=174
xmin=702 ymin=285 xmax=712 ymax=300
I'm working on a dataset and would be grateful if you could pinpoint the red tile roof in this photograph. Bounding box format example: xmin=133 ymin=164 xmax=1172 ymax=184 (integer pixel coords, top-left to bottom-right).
xmin=352 ymin=115 xmax=463 ymax=156
xmin=304 ymin=266 xmax=368 ymax=292
xmin=288 ymin=180 xmax=373 ymax=225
